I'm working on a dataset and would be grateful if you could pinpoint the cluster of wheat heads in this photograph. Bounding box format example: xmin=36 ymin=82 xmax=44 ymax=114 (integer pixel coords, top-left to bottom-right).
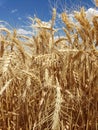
xmin=0 ymin=8 xmax=98 ymax=130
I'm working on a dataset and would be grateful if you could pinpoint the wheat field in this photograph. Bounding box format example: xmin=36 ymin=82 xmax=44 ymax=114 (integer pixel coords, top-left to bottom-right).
xmin=0 ymin=7 xmax=98 ymax=130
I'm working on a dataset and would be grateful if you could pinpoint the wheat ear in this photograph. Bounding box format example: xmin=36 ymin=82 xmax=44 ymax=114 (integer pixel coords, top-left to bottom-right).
xmin=52 ymin=78 xmax=62 ymax=130
xmin=0 ymin=79 xmax=12 ymax=95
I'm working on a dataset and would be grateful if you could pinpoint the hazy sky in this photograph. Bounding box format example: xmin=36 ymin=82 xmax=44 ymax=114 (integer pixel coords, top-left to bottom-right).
xmin=0 ymin=0 xmax=96 ymax=28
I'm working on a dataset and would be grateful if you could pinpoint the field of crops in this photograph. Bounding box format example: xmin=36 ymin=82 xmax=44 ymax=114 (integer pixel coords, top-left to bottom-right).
xmin=0 ymin=7 xmax=98 ymax=130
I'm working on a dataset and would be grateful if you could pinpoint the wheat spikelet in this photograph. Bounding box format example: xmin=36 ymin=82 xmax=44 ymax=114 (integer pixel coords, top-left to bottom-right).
xmin=44 ymin=68 xmax=51 ymax=86
xmin=12 ymin=38 xmax=28 ymax=61
xmin=92 ymin=16 xmax=98 ymax=46
xmin=51 ymin=8 xmax=56 ymax=29
xmin=73 ymin=71 xmax=80 ymax=85
xmin=50 ymin=8 xmax=56 ymax=52
xmin=94 ymin=0 xmax=98 ymax=7
xmin=74 ymin=8 xmax=90 ymax=29
xmin=22 ymin=76 xmax=31 ymax=101
xmin=0 ymin=41 xmax=4 ymax=57
xmin=76 ymin=27 xmax=86 ymax=42
xmin=61 ymin=12 xmax=74 ymax=31
xmin=52 ymin=78 xmax=62 ymax=130
xmin=2 ymin=52 xmax=14 ymax=74
xmin=21 ymin=70 xmax=42 ymax=87
xmin=63 ymin=28 xmax=72 ymax=45
xmin=0 ymin=79 xmax=12 ymax=95
xmin=33 ymin=52 xmax=60 ymax=70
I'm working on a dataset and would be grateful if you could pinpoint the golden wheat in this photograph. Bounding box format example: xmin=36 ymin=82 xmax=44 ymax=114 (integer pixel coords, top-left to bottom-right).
xmin=0 ymin=7 xmax=98 ymax=130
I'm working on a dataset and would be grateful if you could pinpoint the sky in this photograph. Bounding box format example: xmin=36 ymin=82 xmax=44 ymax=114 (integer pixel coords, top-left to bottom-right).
xmin=0 ymin=0 xmax=51 ymax=28
xmin=0 ymin=0 xmax=97 ymax=35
